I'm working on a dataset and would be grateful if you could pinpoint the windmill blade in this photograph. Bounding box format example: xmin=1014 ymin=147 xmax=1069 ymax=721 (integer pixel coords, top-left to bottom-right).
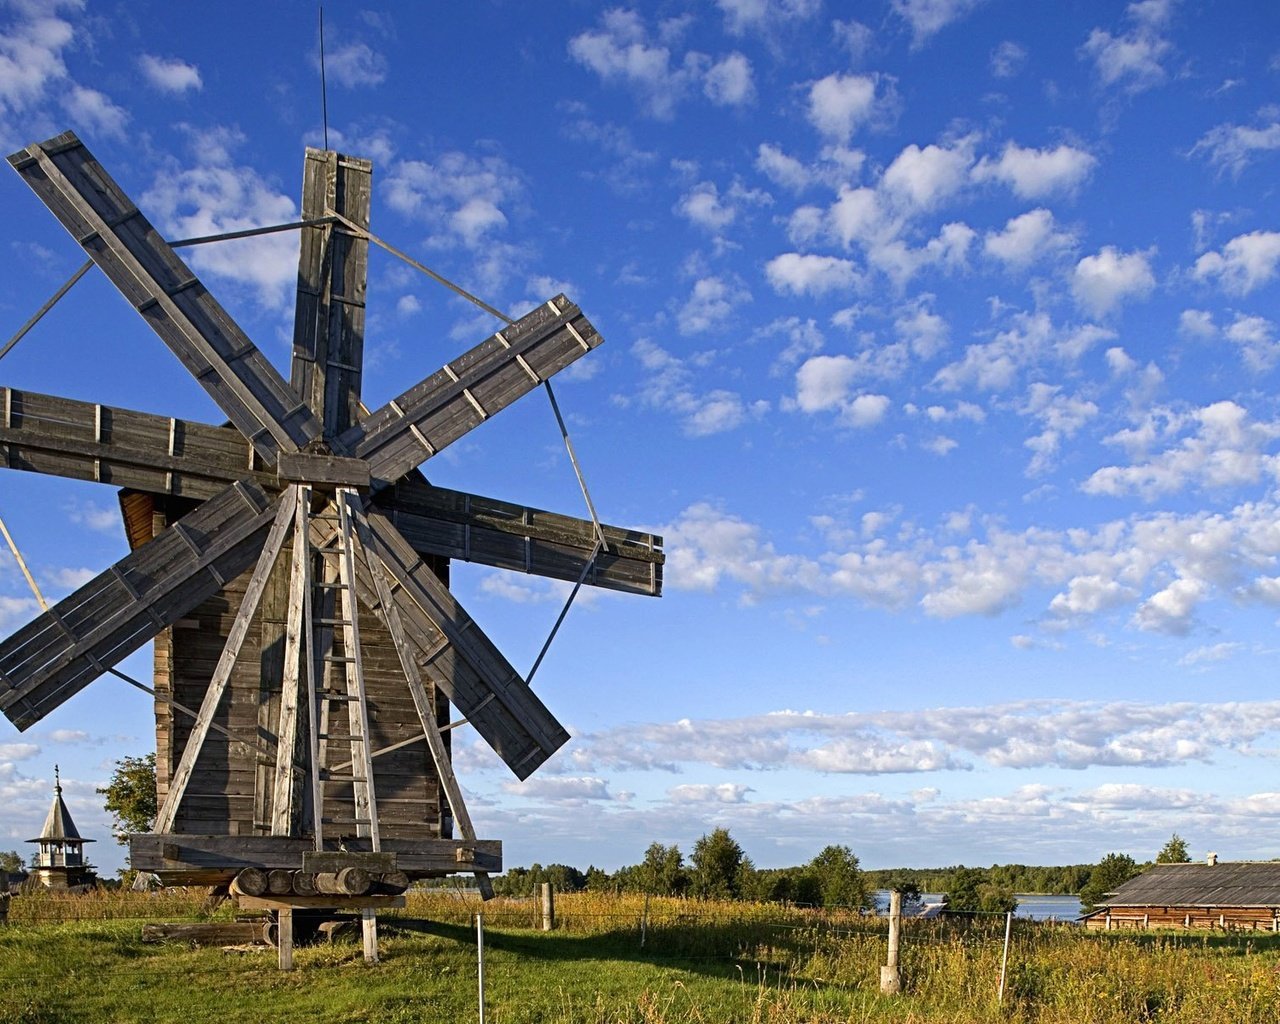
xmin=0 ymin=479 xmax=279 ymax=730
xmin=350 ymin=505 xmax=569 ymax=780
xmin=0 ymin=387 xmax=269 ymax=500
xmin=338 ymin=295 xmax=601 ymax=487
xmin=375 ymin=477 xmax=664 ymax=598
xmin=7 ymin=132 xmax=321 ymax=462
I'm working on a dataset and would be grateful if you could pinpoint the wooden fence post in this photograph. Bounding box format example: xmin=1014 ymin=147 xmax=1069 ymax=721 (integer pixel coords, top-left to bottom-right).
xmin=541 ymin=882 xmax=555 ymax=932
xmin=880 ymin=889 xmax=902 ymax=995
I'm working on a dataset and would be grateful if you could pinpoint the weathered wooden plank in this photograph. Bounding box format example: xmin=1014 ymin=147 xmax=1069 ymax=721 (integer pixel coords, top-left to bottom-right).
xmin=290 ymin=149 xmax=371 ymax=438
xmin=153 ymin=490 xmax=297 ymax=834
xmin=339 ymin=295 xmax=601 ymax=485
xmin=275 ymin=450 xmax=370 ymax=487
xmin=7 ymin=132 xmax=321 ymax=461
xmin=378 ymin=478 xmax=663 ymax=597
xmin=0 ymin=387 xmax=269 ymax=498
xmin=129 ymin=834 xmax=501 ymax=875
xmin=0 ymin=480 xmax=277 ymax=730
xmin=357 ymin=507 xmax=569 ymax=779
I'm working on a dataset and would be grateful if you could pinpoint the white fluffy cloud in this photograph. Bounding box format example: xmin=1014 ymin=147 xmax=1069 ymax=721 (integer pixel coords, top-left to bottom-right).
xmin=765 ymin=253 xmax=861 ymax=297
xmin=628 ymin=339 xmax=765 ymax=437
xmin=1084 ymin=401 xmax=1280 ymax=500
xmin=324 ymin=42 xmax=388 ymax=88
xmin=570 ymin=9 xmax=757 ymax=118
xmin=143 ymin=128 xmax=299 ymax=309
xmin=1080 ymin=0 xmax=1175 ymax=94
xmin=1193 ymin=116 xmax=1280 ymax=177
xmin=881 ymin=138 xmax=975 ymax=210
xmin=717 ymin=0 xmax=821 ymax=36
xmin=1071 ymin=246 xmax=1156 ymax=317
xmin=806 ymin=73 xmax=883 ymax=143
xmin=138 ymin=54 xmax=202 ymax=93
xmin=891 ymin=0 xmax=987 ymax=48
xmin=677 ymin=275 xmax=751 ymax=334
xmin=983 ymin=209 xmax=1077 ymax=267
xmin=973 ymin=142 xmax=1097 ymax=198
xmin=1193 ymin=231 xmax=1280 ymax=295
xmin=704 ymin=52 xmax=755 ymax=106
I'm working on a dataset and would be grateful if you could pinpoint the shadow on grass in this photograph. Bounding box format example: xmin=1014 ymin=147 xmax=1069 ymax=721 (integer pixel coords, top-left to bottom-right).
xmin=384 ymin=916 xmax=846 ymax=993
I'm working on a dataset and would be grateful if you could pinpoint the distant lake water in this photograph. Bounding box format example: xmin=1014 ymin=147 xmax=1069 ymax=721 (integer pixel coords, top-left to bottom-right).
xmin=874 ymin=891 xmax=1082 ymax=922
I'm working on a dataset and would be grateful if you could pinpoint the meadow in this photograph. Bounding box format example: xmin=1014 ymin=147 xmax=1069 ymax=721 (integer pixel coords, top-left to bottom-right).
xmin=2 ymin=888 xmax=1278 ymax=1023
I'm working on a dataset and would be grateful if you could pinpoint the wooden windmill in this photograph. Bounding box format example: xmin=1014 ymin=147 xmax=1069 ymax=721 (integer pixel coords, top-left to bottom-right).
xmin=0 ymin=134 xmax=663 ymax=913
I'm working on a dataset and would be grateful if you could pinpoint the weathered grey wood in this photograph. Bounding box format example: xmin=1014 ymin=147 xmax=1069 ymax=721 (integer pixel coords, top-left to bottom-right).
xmin=378 ymin=478 xmax=663 ymax=597
xmin=141 ymin=921 xmax=268 ymax=945
xmin=315 ymin=867 xmax=372 ymax=895
xmin=230 ymin=867 xmax=269 ymax=897
xmin=234 ymin=893 xmax=405 ymax=912
xmin=333 ymin=489 xmax=380 ymax=850
xmin=275 ymin=450 xmax=370 ymax=487
xmin=153 ymin=489 xmax=296 ymax=833
xmin=0 ymin=386 xmax=662 ymax=596
xmin=271 ymin=489 xmax=310 ymax=836
xmin=357 ymin=507 xmax=569 ymax=779
xmin=7 ymin=133 xmax=320 ymax=462
xmin=130 ymin=833 xmax=501 ymax=875
xmin=303 ymin=851 xmax=398 ymax=873
xmin=291 ymin=149 xmax=371 ymax=438
xmin=0 ymin=480 xmax=277 ymax=730
xmin=292 ymin=871 xmax=317 ymax=896
xmin=352 ymin=506 xmax=487 ymax=890
xmin=0 ymin=387 xmax=267 ymax=499
xmin=267 ymin=869 xmax=294 ymax=895
xmin=278 ymin=906 xmax=293 ymax=970
xmin=339 ymin=295 xmax=602 ymax=485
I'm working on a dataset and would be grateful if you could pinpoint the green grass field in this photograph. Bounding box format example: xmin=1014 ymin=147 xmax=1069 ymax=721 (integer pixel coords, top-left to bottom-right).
xmin=3 ymin=890 xmax=1278 ymax=1023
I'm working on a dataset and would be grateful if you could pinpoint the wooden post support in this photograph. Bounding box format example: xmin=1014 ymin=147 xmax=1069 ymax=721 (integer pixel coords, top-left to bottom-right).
xmin=880 ymin=889 xmax=902 ymax=995
xmin=278 ymin=907 xmax=294 ymax=971
xmin=476 ymin=913 xmax=486 ymax=1024
xmin=362 ymin=908 xmax=379 ymax=963
xmin=998 ymin=910 xmax=1013 ymax=1004
xmin=541 ymin=881 xmax=555 ymax=932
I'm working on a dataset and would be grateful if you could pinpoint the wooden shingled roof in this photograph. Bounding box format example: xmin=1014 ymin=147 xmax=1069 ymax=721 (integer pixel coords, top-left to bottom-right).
xmin=1101 ymin=862 xmax=1280 ymax=909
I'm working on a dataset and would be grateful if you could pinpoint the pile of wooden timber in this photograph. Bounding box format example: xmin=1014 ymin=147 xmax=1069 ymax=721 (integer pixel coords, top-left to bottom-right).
xmin=230 ymin=866 xmax=409 ymax=898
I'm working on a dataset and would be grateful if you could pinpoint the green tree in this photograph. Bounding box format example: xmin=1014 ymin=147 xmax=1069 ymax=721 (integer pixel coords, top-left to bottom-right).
xmin=689 ymin=828 xmax=743 ymax=899
xmin=1080 ymin=853 xmax=1142 ymax=913
xmin=944 ymin=865 xmax=986 ymax=913
xmin=977 ymin=882 xmax=1018 ymax=914
xmin=0 ymin=850 xmax=24 ymax=874
xmin=808 ymin=844 xmax=872 ymax=909
xmin=1156 ymin=833 xmax=1191 ymax=864
xmin=639 ymin=842 xmax=687 ymax=896
xmin=97 ymin=754 xmax=157 ymax=843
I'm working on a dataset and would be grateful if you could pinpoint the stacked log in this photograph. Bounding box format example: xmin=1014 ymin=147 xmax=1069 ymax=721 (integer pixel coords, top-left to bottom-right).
xmin=229 ymin=866 xmax=409 ymax=899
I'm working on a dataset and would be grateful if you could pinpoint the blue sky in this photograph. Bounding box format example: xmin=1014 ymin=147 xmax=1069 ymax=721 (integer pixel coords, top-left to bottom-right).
xmin=2 ymin=0 xmax=1280 ymax=877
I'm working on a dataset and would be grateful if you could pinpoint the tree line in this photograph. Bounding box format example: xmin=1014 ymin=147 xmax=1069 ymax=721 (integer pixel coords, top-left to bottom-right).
xmin=489 ymin=830 xmax=1200 ymax=916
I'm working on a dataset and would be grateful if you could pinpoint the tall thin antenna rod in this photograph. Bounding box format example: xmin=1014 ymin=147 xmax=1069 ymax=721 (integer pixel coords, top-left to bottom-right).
xmin=319 ymin=5 xmax=330 ymax=150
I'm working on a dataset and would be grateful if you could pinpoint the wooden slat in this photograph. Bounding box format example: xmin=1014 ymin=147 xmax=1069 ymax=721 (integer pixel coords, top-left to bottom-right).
xmin=378 ymin=478 xmax=664 ymax=597
xmin=130 ymin=833 xmax=500 ymax=877
xmin=339 ymin=295 xmax=602 ymax=486
xmin=0 ymin=480 xmax=277 ymax=730
xmin=7 ymin=132 xmax=320 ymax=462
xmin=356 ymin=507 xmax=569 ymax=780
xmin=0 ymin=387 xmax=267 ymax=499
xmin=290 ymin=149 xmax=371 ymax=437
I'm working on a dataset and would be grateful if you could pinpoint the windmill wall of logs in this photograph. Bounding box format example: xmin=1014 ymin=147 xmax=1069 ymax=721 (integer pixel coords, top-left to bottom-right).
xmin=0 ymin=133 xmax=663 ymax=911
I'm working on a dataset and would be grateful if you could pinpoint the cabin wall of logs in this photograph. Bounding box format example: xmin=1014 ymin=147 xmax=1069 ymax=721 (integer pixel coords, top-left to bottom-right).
xmin=138 ymin=495 xmax=454 ymax=847
xmin=1086 ymin=906 xmax=1280 ymax=932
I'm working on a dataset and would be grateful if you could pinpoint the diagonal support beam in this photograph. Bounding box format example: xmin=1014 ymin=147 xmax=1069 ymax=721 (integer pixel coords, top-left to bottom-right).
xmin=154 ymin=488 xmax=297 ymax=834
xmin=355 ymin=507 xmax=569 ymax=779
xmin=7 ymin=132 xmax=321 ymax=462
xmin=0 ymin=479 xmax=279 ymax=730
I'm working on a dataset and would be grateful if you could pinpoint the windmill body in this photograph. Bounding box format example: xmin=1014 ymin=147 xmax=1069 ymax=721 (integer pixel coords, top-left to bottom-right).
xmin=0 ymin=132 xmax=663 ymax=891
